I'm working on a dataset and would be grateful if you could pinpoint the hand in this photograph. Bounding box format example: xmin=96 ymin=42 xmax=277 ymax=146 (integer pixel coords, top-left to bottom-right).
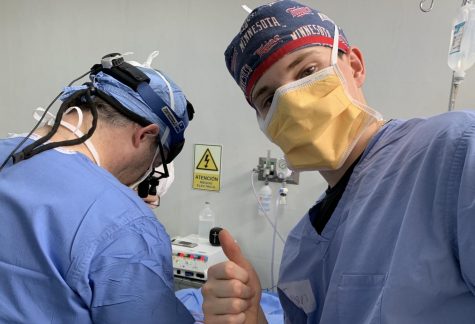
xmin=202 ymin=229 xmax=267 ymax=324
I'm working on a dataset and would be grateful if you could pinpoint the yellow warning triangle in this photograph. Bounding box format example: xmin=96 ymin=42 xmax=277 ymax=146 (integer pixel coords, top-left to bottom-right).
xmin=196 ymin=148 xmax=218 ymax=171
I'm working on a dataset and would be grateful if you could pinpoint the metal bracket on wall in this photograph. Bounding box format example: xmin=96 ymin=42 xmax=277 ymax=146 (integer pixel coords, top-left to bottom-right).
xmin=256 ymin=156 xmax=299 ymax=185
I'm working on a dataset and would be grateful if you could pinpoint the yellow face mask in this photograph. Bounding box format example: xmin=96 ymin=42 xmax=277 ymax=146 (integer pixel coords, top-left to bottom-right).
xmin=257 ymin=26 xmax=382 ymax=171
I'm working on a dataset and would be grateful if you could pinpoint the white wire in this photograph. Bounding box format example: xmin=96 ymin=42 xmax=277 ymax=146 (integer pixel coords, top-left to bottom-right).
xmin=250 ymin=171 xmax=285 ymax=244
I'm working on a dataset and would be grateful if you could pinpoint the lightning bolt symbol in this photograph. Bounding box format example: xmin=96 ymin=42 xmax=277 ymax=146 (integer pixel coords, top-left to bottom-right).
xmin=204 ymin=154 xmax=210 ymax=168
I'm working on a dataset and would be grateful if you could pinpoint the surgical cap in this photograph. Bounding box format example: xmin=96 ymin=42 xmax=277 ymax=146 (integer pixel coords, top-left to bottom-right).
xmin=61 ymin=66 xmax=188 ymax=153
xmin=224 ymin=0 xmax=350 ymax=106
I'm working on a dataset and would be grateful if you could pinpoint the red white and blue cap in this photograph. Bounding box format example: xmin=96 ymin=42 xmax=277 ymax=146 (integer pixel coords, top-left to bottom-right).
xmin=224 ymin=0 xmax=350 ymax=107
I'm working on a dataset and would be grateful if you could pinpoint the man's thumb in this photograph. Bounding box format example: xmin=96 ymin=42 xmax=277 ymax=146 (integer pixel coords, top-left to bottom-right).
xmin=219 ymin=229 xmax=250 ymax=270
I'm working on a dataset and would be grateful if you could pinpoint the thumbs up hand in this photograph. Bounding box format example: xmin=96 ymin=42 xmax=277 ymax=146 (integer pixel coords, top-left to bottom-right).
xmin=202 ymin=229 xmax=267 ymax=324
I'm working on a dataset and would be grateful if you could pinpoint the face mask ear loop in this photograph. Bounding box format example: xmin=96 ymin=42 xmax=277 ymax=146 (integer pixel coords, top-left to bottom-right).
xmin=34 ymin=106 xmax=83 ymax=133
xmin=16 ymin=89 xmax=99 ymax=162
xmin=64 ymin=106 xmax=83 ymax=135
xmin=58 ymin=106 xmax=101 ymax=166
xmin=32 ymin=106 xmax=100 ymax=166
xmin=154 ymin=70 xmax=175 ymax=112
xmin=33 ymin=107 xmax=56 ymax=127
xmin=331 ymin=25 xmax=340 ymax=66
xmin=331 ymin=25 xmax=351 ymax=91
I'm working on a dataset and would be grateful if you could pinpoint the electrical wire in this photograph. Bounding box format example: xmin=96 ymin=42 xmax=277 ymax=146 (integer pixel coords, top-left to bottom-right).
xmin=251 ymin=170 xmax=286 ymax=293
xmin=0 ymin=70 xmax=90 ymax=172
xmin=68 ymin=70 xmax=90 ymax=86
xmin=0 ymin=92 xmax=63 ymax=172
xmin=271 ymin=196 xmax=281 ymax=293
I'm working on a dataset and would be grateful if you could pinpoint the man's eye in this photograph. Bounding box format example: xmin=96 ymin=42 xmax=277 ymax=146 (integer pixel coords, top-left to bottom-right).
xmin=299 ymin=66 xmax=317 ymax=79
xmin=263 ymin=96 xmax=273 ymax=109
xmin=258 ymin=94 xmax=274 ymax=118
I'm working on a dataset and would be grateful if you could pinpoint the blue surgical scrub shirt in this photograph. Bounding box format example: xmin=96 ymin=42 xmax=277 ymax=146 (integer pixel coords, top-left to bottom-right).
xmin=278 ymin=111 xmax=475 ymax=324
xmin=0 ymin=137 xmax=194 ymax=323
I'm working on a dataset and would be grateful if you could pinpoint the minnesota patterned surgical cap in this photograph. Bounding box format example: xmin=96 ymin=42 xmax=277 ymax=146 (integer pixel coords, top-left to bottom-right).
xmin=225 ymin=0 xmax=350 ymax=107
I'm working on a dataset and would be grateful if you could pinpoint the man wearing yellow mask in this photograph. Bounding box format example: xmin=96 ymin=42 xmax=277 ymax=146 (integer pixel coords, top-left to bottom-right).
xmin=202 ymin=1 xmax=475 ymax=324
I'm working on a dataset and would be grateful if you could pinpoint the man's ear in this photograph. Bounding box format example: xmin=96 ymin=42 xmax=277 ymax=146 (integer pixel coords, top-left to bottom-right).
xmin=346 ymin=47 xmax=366 ymax=88
xmin=132 ymin=124 xmax=160 ymax=148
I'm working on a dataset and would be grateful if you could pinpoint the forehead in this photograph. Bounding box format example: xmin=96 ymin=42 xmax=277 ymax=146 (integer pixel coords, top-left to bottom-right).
xmin=252 ymin=46 xmax=332 ymax=99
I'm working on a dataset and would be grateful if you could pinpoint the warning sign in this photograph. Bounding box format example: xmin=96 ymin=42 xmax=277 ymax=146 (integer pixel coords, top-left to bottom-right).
xmin=196 ymin=149 xmax=219 ymax=171
xmin=193 ymin=144 xmax=222 ymax=192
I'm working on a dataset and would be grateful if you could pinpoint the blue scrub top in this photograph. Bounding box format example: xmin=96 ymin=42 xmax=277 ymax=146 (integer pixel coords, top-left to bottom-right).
xmin=278 ymin=111 xmax=475 ymax=324
xmin=0 ymin=137 xmax=194 ymax=323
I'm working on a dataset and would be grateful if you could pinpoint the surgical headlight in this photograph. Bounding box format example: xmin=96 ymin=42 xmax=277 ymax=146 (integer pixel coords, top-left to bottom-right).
xmin=0 ymin=52 xmax=194 ymax=182
xmin=90 ymin=53 xmax=195 ymax=164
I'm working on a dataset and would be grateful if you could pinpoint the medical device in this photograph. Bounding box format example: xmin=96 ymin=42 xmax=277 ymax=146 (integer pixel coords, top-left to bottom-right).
xmin=257 ymin=151 xmax=274 ymax=217
xmin=0 ymin=53 xmax=194 ymax=198
xmin=171 ymin=234 xmax=227 ymax=281
xmin=251 ymin=170 xmax=285 ymax=244
xmin=258 ymin=181 xmax=273 ymax=218
xmin=256 ymin=151 xmax=299 ymax=184
xmin=420 ymin=0 xmax=475 ymax=111
xmin=251 ymin=152 xmax=294 ymax=291
xmin=448 ymin=1 xmax=475 ymax=111
xmin=198 ymin=202 xmax=216 ymax=240
xmin=269 ymin=179 xmax=288 ymax=292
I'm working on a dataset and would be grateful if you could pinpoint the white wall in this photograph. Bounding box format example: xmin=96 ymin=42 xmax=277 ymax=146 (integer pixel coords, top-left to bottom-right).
xmin=1 ymin=0 xmax=474 ymax=289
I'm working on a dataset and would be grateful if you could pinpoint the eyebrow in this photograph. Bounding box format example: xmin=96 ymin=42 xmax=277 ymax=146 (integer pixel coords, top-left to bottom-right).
xmin=252 ymin=51 xmax=316 ymax=105
xmin=286 ymin=51 xmax=314 ymax=72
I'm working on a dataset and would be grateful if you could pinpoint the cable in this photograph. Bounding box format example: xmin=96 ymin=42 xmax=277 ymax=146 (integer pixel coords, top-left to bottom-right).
xmin=68 ymin=70 xmax=90 ymax=86
xmin=250 ymin=170 xmax=285 ymax=244
xmin=270 ymin=197 xmax=281 ymax=293
xmin=0 ymin=91 xmax=63 ymax=172
xmin=271 ymin=180 xmax=289 ymax=293
xmin=0 ymin=70 xmax=90 ymax=172
xmin=251 ymin=170 xmax=286 ymax=292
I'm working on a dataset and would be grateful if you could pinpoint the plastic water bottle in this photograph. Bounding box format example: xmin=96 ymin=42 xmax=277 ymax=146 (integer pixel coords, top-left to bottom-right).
xmin=448 ymin=1 xmax=475 ymax=79
xmin=198 ymin=202 xmax=216 ymax=240
xmin=257 ymin=182 xmax=273 ymax=217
